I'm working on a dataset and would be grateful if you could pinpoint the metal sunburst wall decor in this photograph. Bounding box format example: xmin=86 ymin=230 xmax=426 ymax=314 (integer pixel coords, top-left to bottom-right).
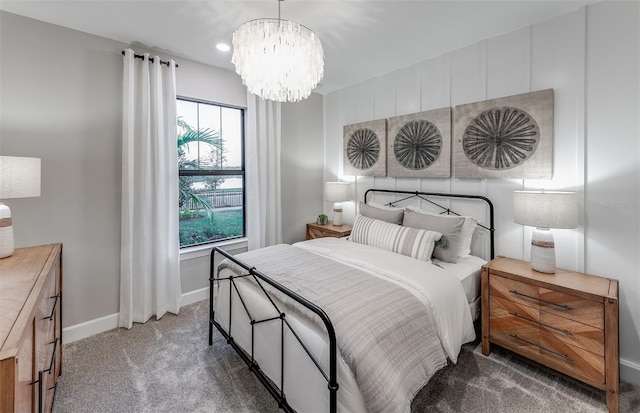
xmin=387 ymin=108 xmax=451 ymax=178
xmin=454 ymin=89 xmax=554 ymax=179
xmin=343 ymin=119 xmax=387 ymax=176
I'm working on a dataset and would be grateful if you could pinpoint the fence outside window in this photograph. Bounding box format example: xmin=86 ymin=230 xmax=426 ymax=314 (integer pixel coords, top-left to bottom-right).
xmin=180 ymin=189 xmax=243 ymax=211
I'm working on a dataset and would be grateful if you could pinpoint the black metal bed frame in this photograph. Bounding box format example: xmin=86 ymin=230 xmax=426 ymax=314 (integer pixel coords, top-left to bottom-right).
xmin=209 ymin=190 xmax=495 ymax=413
xmin=365 ymin=189 xmax=495 ymax=260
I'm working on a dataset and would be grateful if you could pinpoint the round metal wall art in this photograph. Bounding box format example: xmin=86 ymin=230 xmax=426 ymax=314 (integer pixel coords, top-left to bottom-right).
xmin=462 ymin=106 xmax=540 ymax=170
xmin=346 ymin=128 xmax=380 ymax=170
xmin=393 ymin=120 xmax=442 ymax=170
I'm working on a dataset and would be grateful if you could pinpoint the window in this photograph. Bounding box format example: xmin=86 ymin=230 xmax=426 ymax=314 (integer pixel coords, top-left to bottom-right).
xmin=177 ymin=97 xmax=245 ymax=248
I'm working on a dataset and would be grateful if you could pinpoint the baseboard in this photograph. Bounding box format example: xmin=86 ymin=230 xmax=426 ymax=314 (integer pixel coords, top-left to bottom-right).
xmin=63 ymin=312 xmax=120 ymax=344
xmin=181 ymin=286 xmax=209 ymax=306
xmin=621 ymin=357 xmax=640 ymax=386
xmin=63 ymin=287 xmax=210 ymax=344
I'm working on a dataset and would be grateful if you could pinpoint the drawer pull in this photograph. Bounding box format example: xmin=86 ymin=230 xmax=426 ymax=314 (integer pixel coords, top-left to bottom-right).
xmin=509 ymin=333 xmax=573 ymax=362
xmin=509 ymin=312 xmax=574 ymax=336
xmin=509 ymin=289 xmax=572 ymax=311
xmin=42 ymin=293 xmax=60 ymax=321
xmin=44 ymin=337 xmax=60 ymax=374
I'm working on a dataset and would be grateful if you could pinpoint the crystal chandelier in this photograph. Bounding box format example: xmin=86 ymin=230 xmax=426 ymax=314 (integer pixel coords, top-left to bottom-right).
xmin=232 ymin=0 xmax=324 ymax=103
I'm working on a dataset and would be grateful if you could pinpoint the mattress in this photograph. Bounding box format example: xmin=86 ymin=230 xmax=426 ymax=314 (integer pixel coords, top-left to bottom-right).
xmin=432 ymin=255 xmax=486 ymax=304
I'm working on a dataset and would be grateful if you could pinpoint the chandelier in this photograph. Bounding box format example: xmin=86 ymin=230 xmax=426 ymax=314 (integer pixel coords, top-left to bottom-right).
xmin=231 ymin=0 xmax=324 ymax=103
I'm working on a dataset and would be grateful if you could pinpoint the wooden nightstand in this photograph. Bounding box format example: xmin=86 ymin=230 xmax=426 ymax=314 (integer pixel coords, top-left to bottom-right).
xmin=306 ymin=222 xmax=352 ymax=240
xmin=481 ymin=256 xmax=619 ymax=413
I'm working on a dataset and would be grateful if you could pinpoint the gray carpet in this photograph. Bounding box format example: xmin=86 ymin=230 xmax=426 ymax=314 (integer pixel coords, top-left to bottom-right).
xmin=53 ymin=300 xmax=640 ymax=413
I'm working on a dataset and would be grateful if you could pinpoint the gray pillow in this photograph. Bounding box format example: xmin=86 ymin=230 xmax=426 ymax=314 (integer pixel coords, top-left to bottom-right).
xmin=403 ymin=209 xmax=465 ymax=263
xmin=358 ymin=201 xmax=404 ymax=225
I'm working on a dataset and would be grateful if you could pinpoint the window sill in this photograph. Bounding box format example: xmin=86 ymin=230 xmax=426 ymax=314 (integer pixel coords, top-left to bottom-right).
xmin=179 ymin=237 xmax=248 ymax=262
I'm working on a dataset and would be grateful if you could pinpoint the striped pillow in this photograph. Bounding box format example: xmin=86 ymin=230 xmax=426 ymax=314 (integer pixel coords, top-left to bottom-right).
xmin=349 ymin=214 xmax=442 ymax=262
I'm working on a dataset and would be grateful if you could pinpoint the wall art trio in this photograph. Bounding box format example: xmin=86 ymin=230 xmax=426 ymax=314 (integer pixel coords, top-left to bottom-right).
xmin=343 ymin=89 xmax=554 ymax=179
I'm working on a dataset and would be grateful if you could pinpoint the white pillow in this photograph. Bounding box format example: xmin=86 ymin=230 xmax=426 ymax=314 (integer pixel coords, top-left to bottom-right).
xmin=458 ymin=216 xmax=479 ymax=258
xmin=349 ymin=214 xmax=442 ymax=263
xmin=406 ymin=205 xmax=479 ymax=258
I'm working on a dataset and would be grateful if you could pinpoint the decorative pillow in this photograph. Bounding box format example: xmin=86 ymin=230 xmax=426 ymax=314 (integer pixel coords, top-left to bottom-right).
xmin=406 ymin=205 xmax=479 ymax=259
xmin=358 ymin=201 xmax=404 ymax=225
xmin=403 ymin=209 xmax=465 ymax=263
xmin=349 ymin=214 xmax=442 ymax=263
xmin=458 ymin=216 xmax=479 ymax=258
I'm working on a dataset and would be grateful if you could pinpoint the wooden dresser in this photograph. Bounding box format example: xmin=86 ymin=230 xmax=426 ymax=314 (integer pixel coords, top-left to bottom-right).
xmin=0 ymin=244 xmax=63 ymax=413
xmin=305 ymin=222 xmax=352 ymax=240
xmin=481 ymin=256 xmax=619 ymax=413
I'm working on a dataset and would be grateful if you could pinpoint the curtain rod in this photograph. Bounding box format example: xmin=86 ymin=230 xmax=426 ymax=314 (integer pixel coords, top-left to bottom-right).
xmin=121 ymin=50 xmax=179 ymax=68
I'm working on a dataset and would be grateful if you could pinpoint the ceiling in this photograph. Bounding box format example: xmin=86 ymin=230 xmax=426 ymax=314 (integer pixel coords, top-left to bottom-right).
xmin=0 ymin=0 xmax=593 ymax=94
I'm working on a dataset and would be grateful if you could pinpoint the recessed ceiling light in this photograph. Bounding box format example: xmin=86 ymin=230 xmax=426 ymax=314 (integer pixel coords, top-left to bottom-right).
xmin=216 ymin=43 xmax=231 ymax=52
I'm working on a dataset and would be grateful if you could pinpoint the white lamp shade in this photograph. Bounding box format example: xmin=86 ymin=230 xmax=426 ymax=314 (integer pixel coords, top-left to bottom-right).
xmin=0 ymin=156 xmax=41 ymax=199
xmin=513 ymin=191 xmax=577 ymax=229
xmin=324 ymin=182 xmax=352 ymax=203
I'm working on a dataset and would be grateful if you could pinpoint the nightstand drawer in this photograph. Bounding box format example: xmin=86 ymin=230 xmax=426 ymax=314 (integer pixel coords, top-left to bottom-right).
xmin=490 ymin=275 xmax=539 ymax=308
xmin=490 ymin=275 xmax=603 ymax=328
xmin=539 ymin=311 xmax=604 ymax=356
xmin=499 ymin=331 xmax=605 ymax=384
xmin=538 ymin=335 xmax=605 ymax=384
xmin=538 ymin=288 xmax=603 ymax=329
xmin=491 ymin=297 xmax=604 ymax=356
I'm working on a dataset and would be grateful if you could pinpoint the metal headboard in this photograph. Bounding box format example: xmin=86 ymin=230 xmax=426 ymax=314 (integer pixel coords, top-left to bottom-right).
xmin=364 ymin=189 xmax=495 ymax=259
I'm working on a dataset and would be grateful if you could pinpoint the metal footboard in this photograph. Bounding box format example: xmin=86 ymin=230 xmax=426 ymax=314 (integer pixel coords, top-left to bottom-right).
xmin=209 ymin=247 xmax=339 ymax=413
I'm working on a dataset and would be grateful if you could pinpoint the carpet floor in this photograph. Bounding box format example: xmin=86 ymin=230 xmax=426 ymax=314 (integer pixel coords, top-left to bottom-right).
xmin=53 ymin=300 xmax=640 ymax=413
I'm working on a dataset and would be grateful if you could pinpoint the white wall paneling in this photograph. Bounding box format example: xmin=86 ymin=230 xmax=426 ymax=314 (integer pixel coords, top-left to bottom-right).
xmin=485 ymin=27 xmax=532 ymax=261
xmin=585 ymin=0 xmax=640 ymax=385
xmin=324 ymin=3 xmax=639 ymax=384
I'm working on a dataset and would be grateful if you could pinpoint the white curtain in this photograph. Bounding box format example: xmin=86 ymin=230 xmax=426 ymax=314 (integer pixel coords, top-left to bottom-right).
xmin=246 ymin=92 xmax=282 ymax=250
xmin=119 ymin=49 xmax=181 ymax=329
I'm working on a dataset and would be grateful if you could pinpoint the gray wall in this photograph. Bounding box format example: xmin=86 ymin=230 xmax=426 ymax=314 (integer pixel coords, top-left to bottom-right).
xmin=0 ymin=11 xmax=251 ymax=327
xmin=281 ymin=93 xmax=324 ymax=244
xmin=1 ymin=12 xmax=125 ymax=327
xmin=324 ymin=2 xmax=639 ymax=384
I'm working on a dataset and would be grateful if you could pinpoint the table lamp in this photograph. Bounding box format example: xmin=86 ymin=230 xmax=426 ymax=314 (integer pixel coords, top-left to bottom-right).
xmin=0 ymin=156 xmax=41 ymax=258
xmin=324 ymin=182 xmax=352 ymax=226
xmin=513 ymin=190 xmax=577 ymax=273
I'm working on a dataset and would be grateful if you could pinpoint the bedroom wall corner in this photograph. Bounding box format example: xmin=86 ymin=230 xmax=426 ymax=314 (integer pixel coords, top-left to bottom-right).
xmin=281 ymin=92 xmax=324 ymax=244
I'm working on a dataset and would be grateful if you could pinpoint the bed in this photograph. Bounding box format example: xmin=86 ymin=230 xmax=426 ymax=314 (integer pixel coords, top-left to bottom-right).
xmin=209 ymin=189 xmax=495 ymax=413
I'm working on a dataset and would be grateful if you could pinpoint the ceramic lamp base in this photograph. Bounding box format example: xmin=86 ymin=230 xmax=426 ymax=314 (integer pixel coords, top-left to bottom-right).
xmin=0 ymin=202 xmax=15 ymax=259
xmin=332 ymin=202 xmax=343 ymax=226
xmin=530 ymin=227 xmax=555 ymax=273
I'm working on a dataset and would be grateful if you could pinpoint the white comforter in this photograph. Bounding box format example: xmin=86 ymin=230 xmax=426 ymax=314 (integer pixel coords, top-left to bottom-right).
xmin=295 ymin=237 xmax=476 ymax=363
